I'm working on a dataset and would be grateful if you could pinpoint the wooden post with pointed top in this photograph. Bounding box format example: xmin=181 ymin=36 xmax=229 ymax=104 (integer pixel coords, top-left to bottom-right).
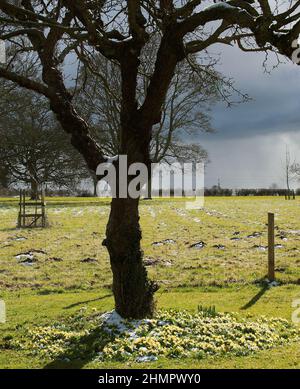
xmin=268 ymin=212 xmax=275 ymax=282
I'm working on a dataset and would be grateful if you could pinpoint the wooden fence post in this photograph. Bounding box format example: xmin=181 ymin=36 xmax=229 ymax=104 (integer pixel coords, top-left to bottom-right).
xmin=268 ymin=212 xmax=275 ymax=282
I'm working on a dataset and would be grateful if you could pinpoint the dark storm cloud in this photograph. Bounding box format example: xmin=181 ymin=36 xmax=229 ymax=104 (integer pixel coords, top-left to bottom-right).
xmin=207 ymin=45 xmax=300 ymax=140
xmin=196 ymin=45 xmax=300 ymax=188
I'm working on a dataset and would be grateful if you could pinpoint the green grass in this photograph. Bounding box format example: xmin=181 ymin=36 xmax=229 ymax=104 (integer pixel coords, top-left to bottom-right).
xmin=0 ymin=196 xmax=300 ymax=368
xmin=1 ymin=285 xmax=300 ymax=368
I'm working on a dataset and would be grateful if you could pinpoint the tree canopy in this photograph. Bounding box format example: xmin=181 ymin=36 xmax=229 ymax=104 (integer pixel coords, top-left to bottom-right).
xmin=0 ymin=84 xmax=90 ymax=197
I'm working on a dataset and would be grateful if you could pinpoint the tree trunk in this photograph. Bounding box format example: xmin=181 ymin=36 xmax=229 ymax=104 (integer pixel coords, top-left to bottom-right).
xmin=144 ymin=170 xmax=153 ymax=199
xmin=105 ymin=197 xmax=157 ymax=319
xmin=90 ymin=171 xmax=98 ymax=197
xmin=41 ymin=52 xmax=158 ymax=319
xmin=30 ymin=179 xmax=39 ymax=200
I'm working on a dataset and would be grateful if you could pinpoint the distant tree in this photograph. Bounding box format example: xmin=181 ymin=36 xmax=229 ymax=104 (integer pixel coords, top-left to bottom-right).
xmin=0 ymin=164 xmax=9 ymax=189
xmin=236 ymin=188 xmax=287 ymax=196
xmin=0 ymin=86 xmax=90 ymax=199
xmin=205 ymin=186 xmax=232 ymax=196
xmin=284 ymin=146 xmax=295 ymax=200
xmin=292 ymin=164 xmax=300 ymax=176
xmin=291 ymin=163 xmax=300 ymax=194
xmin=291 ymin=144 xmax=300 ymax=183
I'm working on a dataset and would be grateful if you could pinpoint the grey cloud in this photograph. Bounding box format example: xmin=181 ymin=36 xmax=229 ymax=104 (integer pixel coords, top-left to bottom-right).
xmin=192 ymin=45 xmax=300 ymax=188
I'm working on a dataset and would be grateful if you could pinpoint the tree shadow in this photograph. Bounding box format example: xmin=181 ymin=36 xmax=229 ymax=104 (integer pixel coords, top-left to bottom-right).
xmin=63 ymin=294 xmax=113 ymax=310
xmin=0 ymin=227 xmax=19 ymax=232
xmin=43 ymin=325 xmax=115 ymax=369
xmin=47 ymin=201 xmax=111 ymax=208
xmin=241 ymin=284 xmax=269 ymax=310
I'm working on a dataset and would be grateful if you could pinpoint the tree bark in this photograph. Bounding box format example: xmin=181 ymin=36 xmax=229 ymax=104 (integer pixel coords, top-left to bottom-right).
xmin=144 ymin=170 xmax=153 ymax=200
xmin=98 ymin=43 xmax=160 ymax=318
xmin=30 ymin=178 xmax=39 ymax=200
xmin=105 ymin=196 xmax=157 ymax=318
xmin=90 ymin=171 xmax=98 ymax=197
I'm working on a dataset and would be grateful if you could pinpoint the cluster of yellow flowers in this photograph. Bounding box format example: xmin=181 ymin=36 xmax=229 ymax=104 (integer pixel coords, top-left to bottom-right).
xmin=99 ymin=309 xmax=300 ymax=361
xmin=24 ymin=326 xmax=87 ymax=357
xmin=12 ymin=308 xmax=300 ymax=363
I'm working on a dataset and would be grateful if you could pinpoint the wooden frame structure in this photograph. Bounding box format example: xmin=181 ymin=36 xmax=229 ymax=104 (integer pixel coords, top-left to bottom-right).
xmin=17 ymin=190 xmax=47 ymax=228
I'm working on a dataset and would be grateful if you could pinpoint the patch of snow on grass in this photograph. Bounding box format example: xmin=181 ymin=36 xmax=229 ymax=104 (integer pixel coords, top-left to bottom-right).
xmin=136 ymin=355 xmax=158 ymax=363
xmin=16 ymin=253 xmax=34 ymax=261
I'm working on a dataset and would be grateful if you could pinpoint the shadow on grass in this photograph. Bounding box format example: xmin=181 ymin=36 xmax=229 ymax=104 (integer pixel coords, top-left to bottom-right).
xmin=0 ymin=227 xmax=19 ymax=233
xmin=43 ymin=326 xmax=115 ymax=369
xmin=63 ymin=294 xmax=113 ymax=310
xmin=46 ymin=201 xmax=111 ymax=208
xmin=241 ymin=284 xmax=269 ymax=310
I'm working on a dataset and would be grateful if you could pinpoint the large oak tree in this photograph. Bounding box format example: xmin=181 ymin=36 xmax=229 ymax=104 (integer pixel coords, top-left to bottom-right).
xmin=0 ymin=83 xmax=90 ymax=198
xmin=0 ymin=0 xmax=299 ymax=318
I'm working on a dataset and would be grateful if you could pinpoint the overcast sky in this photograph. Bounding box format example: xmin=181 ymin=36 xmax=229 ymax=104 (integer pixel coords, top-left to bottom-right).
xmin=199 ymin=44 xmax=300 ymax=189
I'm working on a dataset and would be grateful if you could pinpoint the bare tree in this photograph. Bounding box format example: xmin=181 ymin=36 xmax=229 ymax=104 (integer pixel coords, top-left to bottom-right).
xmin=75 ymin=44 xmax=227 ymax=196
xmin=290 ymin=154 xmax=300 ymax=194
xmin=0 ymin=1 xmax=299 ymax=318
xmin=77 ymin=53 xmax=215 ymax=159
xmin=0 ymin=164 xmax=9 ymax=190
xmin=0 ymin=84 xmax=90 ymax=198
xmin=285 ymin=145 xmax=292 ymax=199
xmin=283 ymin=145 xmax=297 ymax=200
xmin=291 ymin=163 xmax=300 ymax=179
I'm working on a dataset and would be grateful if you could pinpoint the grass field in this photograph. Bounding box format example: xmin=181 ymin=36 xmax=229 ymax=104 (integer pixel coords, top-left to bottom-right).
xmin=0 ymin=196 xmax=300 ymax=368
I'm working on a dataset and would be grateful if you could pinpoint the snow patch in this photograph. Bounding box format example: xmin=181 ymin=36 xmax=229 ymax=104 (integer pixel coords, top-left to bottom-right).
xmin=190 ymin=241 xmax=206 ymax=249
xmin=268 ymin=281 xmax=280 ymax=288
xmin=100 ymin=310 xmax=129 ymax=334
xmin=136 ymin=355 xmax=158 ymax=363
xmin=16 ymin=254 xmax=34 ymax=261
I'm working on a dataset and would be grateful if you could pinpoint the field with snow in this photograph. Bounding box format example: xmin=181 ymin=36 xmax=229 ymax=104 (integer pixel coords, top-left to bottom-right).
xmin=0 ymin=196 xmax=300 ymax=368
